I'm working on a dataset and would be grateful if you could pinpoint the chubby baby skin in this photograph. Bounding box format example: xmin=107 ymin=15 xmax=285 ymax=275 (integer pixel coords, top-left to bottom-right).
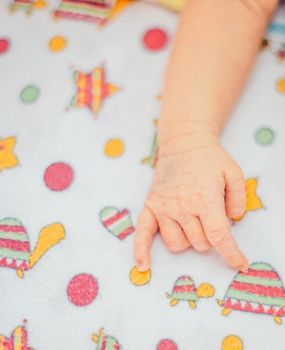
xmin=135 ymin=0 xmax=279 ymax=272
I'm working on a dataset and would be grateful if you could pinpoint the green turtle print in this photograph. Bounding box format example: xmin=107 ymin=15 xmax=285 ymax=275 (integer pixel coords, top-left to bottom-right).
xmin=217 ymin=262 xmax=285 ymax=325
xmin=9 ymin=0 xmax=47 ymax=14
xmin=0 ymin=218 xmax=65 ymax=278
xmin=166 ymin=275 xmax=215 ymax=309
xmin=92 ymin=328 xmax=122 ymax=350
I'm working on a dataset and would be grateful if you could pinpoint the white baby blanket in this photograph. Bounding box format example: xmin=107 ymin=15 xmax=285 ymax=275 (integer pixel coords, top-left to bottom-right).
xmin=0 ymin=1 xmax=285 ymax=349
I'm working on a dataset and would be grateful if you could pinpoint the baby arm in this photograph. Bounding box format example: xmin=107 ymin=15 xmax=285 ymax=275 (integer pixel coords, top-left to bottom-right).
xmin=135 ymin=0 xmax=278 ymax=271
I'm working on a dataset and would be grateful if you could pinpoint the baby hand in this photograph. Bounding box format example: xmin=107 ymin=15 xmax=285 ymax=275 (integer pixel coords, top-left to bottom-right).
xmin=135 ymin=132 xmax=248 ymax=272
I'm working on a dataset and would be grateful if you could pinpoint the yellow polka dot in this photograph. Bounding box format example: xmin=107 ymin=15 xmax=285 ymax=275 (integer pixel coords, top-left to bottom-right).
xmin=222 ymin=335 xmax=243 ymax=350
xmin=104 ymin=138 xmax=125 ymax=158
xmin=33 ymin=0 xmax=47 ymax=8
xmin=277 ymin=78 xmax=285 ymax=94
xmin=49 ymin=36 xmax=67 ymax=52
xmin=129 ymin=266 xmax=151 ymax=286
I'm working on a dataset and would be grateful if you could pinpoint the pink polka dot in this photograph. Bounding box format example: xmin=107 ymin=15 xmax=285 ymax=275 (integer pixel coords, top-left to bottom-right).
xmin=157 ymin=339 xmax=178 ymax=350
xmin=67 ymin=274 xmax=99 ymax=307
xmin=0 ymin=38 xmax=10 ymax=54
xmin=44 ymin=162 xmax=74 ymax=191
xmin=143 ymin=28 xmax=168 ymax=51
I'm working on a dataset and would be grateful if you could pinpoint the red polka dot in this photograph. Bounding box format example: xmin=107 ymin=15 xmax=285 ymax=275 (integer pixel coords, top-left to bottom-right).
xmin=44 ymin=162 xmax=74 ymax=191
xmin=157 ymin=339 xmax=178 ymax=350
xmin=143 ymin=28 xmax=168 ymax=51
xmin=0 ymin=38 xmax=10 ymax=54
xmin=67 ymin=274 xmax=99 ymax=307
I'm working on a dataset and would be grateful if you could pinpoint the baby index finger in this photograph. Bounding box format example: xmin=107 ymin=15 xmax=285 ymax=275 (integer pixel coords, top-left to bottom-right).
xmin=200 ymin=207 xmax=248 ymax=271
xmin=134 ymin=206 xmax=158 ymax=272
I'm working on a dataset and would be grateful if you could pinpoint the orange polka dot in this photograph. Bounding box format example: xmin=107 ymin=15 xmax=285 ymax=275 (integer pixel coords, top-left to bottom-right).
xmin=49 ymin=36 xmax=67 ymax=52
xmin=129 ymin=266 xmax=151 ymax=286
xmin=277 ymin=78 xmax=285 ymax=94
xmin=104 ymin=138 xmax=125 ymax=158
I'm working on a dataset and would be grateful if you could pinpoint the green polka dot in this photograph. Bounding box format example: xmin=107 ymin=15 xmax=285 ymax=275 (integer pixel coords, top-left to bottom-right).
xmin=21 ymin=85 xmax=40 ymax=103
xmin=255 ymin=128 xmax=275 ymax=146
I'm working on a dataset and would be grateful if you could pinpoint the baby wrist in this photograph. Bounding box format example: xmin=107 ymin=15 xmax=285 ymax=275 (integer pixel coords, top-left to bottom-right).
xmin=157 ymin=120 xmax=220 ymax=156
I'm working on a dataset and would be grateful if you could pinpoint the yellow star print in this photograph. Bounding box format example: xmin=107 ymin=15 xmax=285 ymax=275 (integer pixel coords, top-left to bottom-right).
xmin=232 ymin=178 xmax=263 ymax=222
xmin=105 ymin=0 xmax=135 ymax=23
xmin=0 ymin=137 xmax=19 ymax=171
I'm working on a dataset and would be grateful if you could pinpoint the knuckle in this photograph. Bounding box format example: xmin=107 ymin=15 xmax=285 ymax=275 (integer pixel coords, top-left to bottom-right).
xmin=195 ymin=243 xmax=211 ymax=252
xmin=228 ymin=204 xmax=246 ymax=216
xmin=135 ymin=253 xmax=144 ymax=263
xmin=207 ymin=229 xmax=227 ymax=246
xmin=193 ymin=243 xmax=211 ymax=252
xmin=165 ymin=240 xmax=187 ymax=253
xmin=229 ymin=173 xmax=245 ymax=190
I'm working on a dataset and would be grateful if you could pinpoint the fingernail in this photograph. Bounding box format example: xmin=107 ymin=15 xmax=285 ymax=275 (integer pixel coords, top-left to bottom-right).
xmin=194 ymin=242 xmax=211 ymax=252
xmin=136 ymin=262 xmax=148 ymax=272
xmin=240 ymin=263 xmax=249 ymax=273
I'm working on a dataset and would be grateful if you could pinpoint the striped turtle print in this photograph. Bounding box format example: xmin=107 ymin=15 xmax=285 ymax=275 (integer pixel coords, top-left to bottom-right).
xmin=0 ymin=218 xmax=30 ymax=273
xmin=218 ymin=262 xmax=285 ymax=325
xmin=92 ymin=328 xmax=122 ymax=350
xmin=169 ymin=275 xmax=198 ymax=302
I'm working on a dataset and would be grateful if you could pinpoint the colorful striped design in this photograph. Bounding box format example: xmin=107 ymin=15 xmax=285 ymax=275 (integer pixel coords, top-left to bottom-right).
xmin=0 ymin=225 xmax=26 ymax=234
xmin=62 ymin=0 xmax=108 ymax=4
xmin=57 ymin=1 xmax=111 ymax=14
xmin=10 ymin=0 xmax=34 ymax=12
xmin=223 ymin=262 xmax=285 ymax=312
xmin=97 ymin=335 xmax=121 ymax=350
xmin=0 ymin=232 xmax=30 ymax=242
xmin=100 ymin=207 xmax=134 ymax=240
xmin=93 ymin=67 xmax=102 ymax=113
xmin=13 ymin=325 xmax=26 ymax=350
xmin=14 ymin=0 xmax=30 ymax=2
xmin=76 ymin=73 xmax=91 ymax=107
xmin=223 ymin=298 xmax=285 ymax=316
xmin=0 ymin=248 xmax=30 ymax=261
xmin=230 ymin=281 xmax=285 ymax=299
xmin=0 ymin=218 xmax=27 ymax=232
xmin=175 ymin=276 xmax=194 ymax=286
xmin=226 ymin=289 xmax=285 ymax=308
xmin=54 ymin=0 xmax=111 ymax=23
xmin=171 ymin=276 xmax=197 ymax=301
xmin=102 ymin=209 xmax=128 ymax=226
xmin=0 ymin=239 xmax=30 ymax=252
xmin=71 ymin=66 xmax=119 ymax=115
xmin=235 ymin=274 xmax=283 ymax=288
xmin=54 ymin=10 xmax=106 ymax=23
xmin=0 ymin=257 xmax=29 ymax=270
xmin=171 ymin=291 xmax=197 ymax=301
xmin=0 ymin=219 xmax=30 ymax=264
xmin=249 ymin=262 xmax=275 ymax=271
xmin=238 ymin=269 xmax=280 ymax=280
xmin=57 ymin=3 xmax=110 ymax=18
xmin=173 ymin=285 xmax=195 ymax=293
